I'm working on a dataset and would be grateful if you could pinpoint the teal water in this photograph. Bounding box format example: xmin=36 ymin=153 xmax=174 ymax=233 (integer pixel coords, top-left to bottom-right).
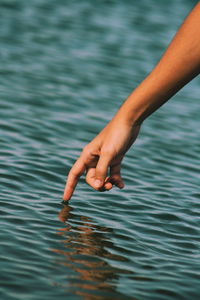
xmin=1 ymin=0 xmax=200 ymax=299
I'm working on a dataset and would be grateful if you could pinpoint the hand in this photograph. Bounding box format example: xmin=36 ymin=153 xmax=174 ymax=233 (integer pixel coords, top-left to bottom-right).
xmin=64 ymin=2 xmax=200 ymax=201
xmin=63 ymin=115 xmax=140 ymax=201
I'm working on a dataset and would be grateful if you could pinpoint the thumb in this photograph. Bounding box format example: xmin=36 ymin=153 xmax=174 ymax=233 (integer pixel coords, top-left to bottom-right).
xmin=94 ymin=152 xmax=112 ymax=189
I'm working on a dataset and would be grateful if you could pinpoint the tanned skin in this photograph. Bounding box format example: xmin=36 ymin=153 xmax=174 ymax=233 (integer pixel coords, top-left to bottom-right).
xmin=63 ymin=2 xmax=200 ymax=201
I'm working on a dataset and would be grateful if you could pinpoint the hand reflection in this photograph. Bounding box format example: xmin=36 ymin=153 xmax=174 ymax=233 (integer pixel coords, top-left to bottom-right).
xmin=58 ymin=203 xmax=72 ymax=223
xmin=52 ymin=203 xmax=136 ymax=300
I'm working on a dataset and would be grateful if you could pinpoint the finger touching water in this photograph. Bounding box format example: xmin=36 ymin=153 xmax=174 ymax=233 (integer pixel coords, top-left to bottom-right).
xmin=63 ymin=158 xmax=86 ymax=201
xmin=63 ymin=121 xmax=140 ymax=201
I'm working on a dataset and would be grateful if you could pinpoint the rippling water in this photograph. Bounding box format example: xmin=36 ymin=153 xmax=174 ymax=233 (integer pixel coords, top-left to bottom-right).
xmin=1 ymin=0 xmax=200 ymax=299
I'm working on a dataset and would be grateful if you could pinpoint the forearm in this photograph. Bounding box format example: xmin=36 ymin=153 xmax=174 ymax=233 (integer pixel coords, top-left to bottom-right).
xmin=118 ymin=2 xmax=200 ymax=126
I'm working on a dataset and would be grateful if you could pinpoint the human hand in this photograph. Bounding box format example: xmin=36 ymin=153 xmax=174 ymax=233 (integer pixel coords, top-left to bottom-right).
xmin=63 ymin=116 xmax=140 ymax=201
xmin=63 ymin=2 xmax=200 ymax=201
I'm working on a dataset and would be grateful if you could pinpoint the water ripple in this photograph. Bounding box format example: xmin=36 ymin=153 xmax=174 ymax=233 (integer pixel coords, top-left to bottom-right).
xmin=1 ymin=0 xmax=200 ymax=299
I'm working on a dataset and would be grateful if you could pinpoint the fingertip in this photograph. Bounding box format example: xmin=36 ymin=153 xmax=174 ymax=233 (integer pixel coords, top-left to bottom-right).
xmin=104 ymin=182 xmax=113 ymax=190
xmin=63 ymin=191 xmax=67 ymax=201
xmin=62 ymin=199 xmax=69 ymax=203
xmin=63 ymin=188 xmax=72 ymax=201
xmin=63 ymin=194 xmax=70 ymax=201
xmin=118 ymin=183 xmax=125 ymax=189
xmin=113 ymin=180 xmax=124 ymax=189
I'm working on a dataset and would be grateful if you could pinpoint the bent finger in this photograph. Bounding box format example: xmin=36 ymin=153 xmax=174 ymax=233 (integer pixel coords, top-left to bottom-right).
xmin=94 ymin=152 xmax=112 ymax=189
xmin=110 ymin=164 xmax=124 ymax=189
xmin=86 ymin=169 xmax=113 ymax=191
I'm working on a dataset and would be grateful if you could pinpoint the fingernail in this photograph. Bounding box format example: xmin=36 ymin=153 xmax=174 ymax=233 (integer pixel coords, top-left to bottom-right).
xmin=94 ymin=179 xmax=101 ymax=188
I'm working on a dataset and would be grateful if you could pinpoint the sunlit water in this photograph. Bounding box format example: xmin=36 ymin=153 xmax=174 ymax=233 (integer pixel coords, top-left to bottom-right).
xmin=1 ymin=0 xmax=200 ymax=299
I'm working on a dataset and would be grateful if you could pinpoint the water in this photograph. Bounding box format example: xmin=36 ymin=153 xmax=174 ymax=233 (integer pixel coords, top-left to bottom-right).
xmin=1 ymin=0 xmax=200 ymax=299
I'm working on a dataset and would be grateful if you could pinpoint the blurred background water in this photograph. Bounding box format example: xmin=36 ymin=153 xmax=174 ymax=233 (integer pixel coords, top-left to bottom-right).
xmin=1 ymin=0 xmax=200 ymax=299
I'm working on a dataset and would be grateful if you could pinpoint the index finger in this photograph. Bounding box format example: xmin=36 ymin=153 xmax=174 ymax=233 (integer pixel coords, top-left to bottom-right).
xmin=63 ymin=157 xmax=86 ymax=201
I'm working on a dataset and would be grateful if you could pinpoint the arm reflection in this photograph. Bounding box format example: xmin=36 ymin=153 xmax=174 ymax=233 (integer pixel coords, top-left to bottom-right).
xmin=52 ymin=203 xmax=136 ymax=300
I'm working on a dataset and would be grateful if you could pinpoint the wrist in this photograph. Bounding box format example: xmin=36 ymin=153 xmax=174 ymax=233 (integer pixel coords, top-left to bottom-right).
xmin=113 ymin=106 xmax=142 ymax=129
xmin=115 ymin=69 xmax=173 ymax=127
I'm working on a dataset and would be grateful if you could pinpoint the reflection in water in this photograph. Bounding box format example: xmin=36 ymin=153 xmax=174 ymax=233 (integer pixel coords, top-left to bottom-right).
xmin=52 ymin=203 xmax=136 ymax=300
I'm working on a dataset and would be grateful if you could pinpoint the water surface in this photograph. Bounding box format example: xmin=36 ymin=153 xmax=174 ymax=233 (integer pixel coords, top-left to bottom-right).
xmin=1 ymin=0 xmax=200 ymax=299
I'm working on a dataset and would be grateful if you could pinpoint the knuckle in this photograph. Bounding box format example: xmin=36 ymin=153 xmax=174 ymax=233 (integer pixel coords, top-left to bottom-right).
xmin=101 ymin=147 xmax=113 ymax=157
xmin=83 ymin=144 xmax=92 ymax=156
